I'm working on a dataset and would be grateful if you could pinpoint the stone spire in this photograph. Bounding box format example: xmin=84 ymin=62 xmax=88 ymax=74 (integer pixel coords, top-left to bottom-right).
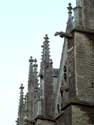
xmin=39 ymin=34 xmax=54 ymax=118
xmin=54 ymin=3 xmax=73 ymax=37
xmin=41 ymin=34 xmax=51 ymax=65
xmin=67 ymin=3 xmax=73 ymax=18
xmin=28 ymin=56 xmax=34 ymax=83
xmin=27 ymin=56 xmax=39 ymax=120
xmin=19 ymin=84 xmax=24 ymax=114
xmin=18 ymin=83 xmax=24 ymax=125
xmin=23 ymin=93 xmax=28 ymax=125
xmin=33 ymin=58 xmax=38 ymax=95
xmin=33 ymin=58 xmax=38 ymax=81
xmin=27 ymin=56 xmax=34 ymax=121
xmin=33 ymin=59 xmax=39 ymax=118
xmin=40 ymin=34 xmax=53 ymax=81
xmin=67 ymin=3 xmax=73 ymax=33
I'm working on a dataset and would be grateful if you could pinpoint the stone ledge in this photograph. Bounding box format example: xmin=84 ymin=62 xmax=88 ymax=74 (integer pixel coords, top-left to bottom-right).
xmin=55 ymin=111 xmax=64 ymax=120
xmin=72 ymin=26 xmax=94 ymax=34
xmin=34 ymin=115 xmax=55 ymax=122
xmin=61 ymin=97 xmax=94 ymax=111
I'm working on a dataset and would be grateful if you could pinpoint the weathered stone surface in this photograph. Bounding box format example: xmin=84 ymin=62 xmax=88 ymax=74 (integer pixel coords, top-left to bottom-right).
xmin=16 ymin=1 xmax=94 ymax=125
xmin=72 ymin=105 xmax=94 ymax=125
xmin=74 ymin=32 xmax=94 ymax=103
xmin=74 ymin=0 xmax=94 ymax=30
xmin=55 ymin=112 xmax=64 ymax=125
xmin=35 ymin=119 xmax=55 ymax=125
xmin=82 ymin=0 xmax=94 ymax=29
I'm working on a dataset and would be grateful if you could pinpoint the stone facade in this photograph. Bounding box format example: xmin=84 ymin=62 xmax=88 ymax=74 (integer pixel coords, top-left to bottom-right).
xmin=72 ymin=105 xmax=94 ymax=125
xmin=16 ymin=0 xmax=94 ymax=125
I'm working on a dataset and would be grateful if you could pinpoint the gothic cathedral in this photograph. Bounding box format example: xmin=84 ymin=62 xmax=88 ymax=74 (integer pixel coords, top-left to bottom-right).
xmin=16 ymin=0 xmax=94 ymax=125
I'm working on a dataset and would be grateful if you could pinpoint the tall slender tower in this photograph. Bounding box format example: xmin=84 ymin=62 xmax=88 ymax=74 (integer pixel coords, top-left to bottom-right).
xmin=33 ymin=58 xmax=38 ymax=101
xmin=33 ymin=58 xmax=39 ymax=118
xmin=39 ymin=34 xmax=54 ymax=118
xmin=27 ymin=56 xmax=39 ymax=121
xmin=18 ymin=84 xmax=24 ymax=125
xmin=27 ymin=56 xmax=34 ymax=121
xmin=23 ymin=93 xmax=28 ymax=125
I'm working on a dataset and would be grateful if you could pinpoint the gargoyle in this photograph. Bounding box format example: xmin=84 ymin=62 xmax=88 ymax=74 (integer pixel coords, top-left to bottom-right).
xmin=54 ymin=31 xmax=72 ymax=38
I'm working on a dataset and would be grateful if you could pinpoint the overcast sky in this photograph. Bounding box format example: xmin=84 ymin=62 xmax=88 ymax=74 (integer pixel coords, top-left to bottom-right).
xmin=0 ymin=0 xmax=76 ymax=125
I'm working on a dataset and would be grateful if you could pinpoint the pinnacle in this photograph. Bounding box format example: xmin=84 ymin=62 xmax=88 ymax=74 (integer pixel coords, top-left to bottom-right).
xmin=29 ymin=56 xmax=33 ymax=63
xmin=40 ymin=34 xmax=52 ymax=62
xmin=19 ymin=83 xmax=24 ymax=98
xmin=33 ymin=58 xmax=37 ymax=63
xmin=19 ymin=83 xmax=24 ymax=90
xmin=67 ymin=3 xmax=73 ymax=16
xmin=44 ymin=34 xmax=49 ymax=42
xmin=28 ymin=56 xmax=34 ymax=82
xmin=33 ymin=58 xmax=38 ymax=67
xmin=33 ymin=59 xmax=38 ymax=76
xmin=33 ymin=64 xmax=38 ymax=68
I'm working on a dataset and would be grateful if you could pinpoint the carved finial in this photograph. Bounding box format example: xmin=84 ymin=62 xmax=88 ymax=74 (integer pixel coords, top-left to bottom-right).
xmin=33 ymin=58 xmax=37 ymax=65
xmin=19 ymin=83 xmax=24 ymax=90
xmin=29 ymin=56 xmax=33 ymax=63
xmin=67 ymin=3 xmax=73 ymax=16
xmin=33 ymin=58 xmax=38 ymax=68
xmin=19 ymin=83 xmax=24 ymax=100
xmin=41 ymin=34 xmax=51 ymax=62
xmin=44 ymin=34 xmax=49 ymax=41
xmin=28 ymin=56 xmax=34 ymax=82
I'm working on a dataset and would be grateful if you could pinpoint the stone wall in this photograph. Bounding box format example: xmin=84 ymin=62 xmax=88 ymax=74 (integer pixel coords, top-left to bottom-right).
xmin=74 ymin=32 xmax=94 ymax=103
xmin=55 ymin=113 xmax=64 ymax=125
xmin=82 ymin=0 xmax=94 ymax=29
xmin=35 ymin=119 xmax=55 ymax=125
xmin=55 ymin=106 xmax=72 ymax=125
xmin=72 ymin=105 xmax=94 ymax=125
